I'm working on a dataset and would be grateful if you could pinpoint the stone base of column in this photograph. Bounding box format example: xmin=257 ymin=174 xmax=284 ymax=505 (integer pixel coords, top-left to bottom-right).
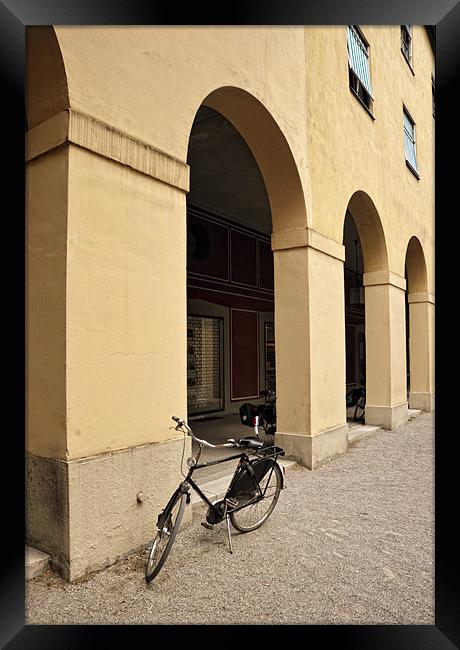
xmin=365 ymin=401 xmax=408 ymax=429
xmin=409 ymin=391 xmax=435 ymax=412
xmin=26 ymin=436 xmax=191 ymax=582
xmin=275 ymin=423 xmax=348 ymax=469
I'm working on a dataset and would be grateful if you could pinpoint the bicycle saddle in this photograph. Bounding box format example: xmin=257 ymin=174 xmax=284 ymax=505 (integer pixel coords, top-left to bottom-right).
xmin=238 ymin=436 xmax=265 ymax=450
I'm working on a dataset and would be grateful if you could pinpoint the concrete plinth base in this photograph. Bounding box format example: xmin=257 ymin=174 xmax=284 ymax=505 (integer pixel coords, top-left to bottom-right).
xmin=365 ymin=401 xmax=408 ymax=430
xmin=409 ymin=391 xmax=435 ymax=412
xmin=275 ymin=423 xmax=348 ymax=469
xmin=26 ymin=545 xmax=51 ymax=581
xmin=26 ymin=435 xmax=191 ymax=582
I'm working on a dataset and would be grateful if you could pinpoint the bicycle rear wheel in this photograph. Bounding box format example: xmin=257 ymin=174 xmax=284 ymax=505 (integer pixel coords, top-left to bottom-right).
xmin=146 ymin=492 xmax=187 ymax=583
xmin=230 ymin=462 xmax=282 ymax=532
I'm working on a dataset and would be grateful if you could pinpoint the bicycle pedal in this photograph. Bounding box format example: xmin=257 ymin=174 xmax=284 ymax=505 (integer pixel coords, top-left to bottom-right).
xmin=201 ymin=522 xmax=214 ymax=530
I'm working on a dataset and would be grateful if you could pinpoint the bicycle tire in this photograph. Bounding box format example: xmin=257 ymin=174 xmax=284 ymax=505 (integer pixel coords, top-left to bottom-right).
xmin=145 ymin=492 xmax=187 ymax=583
xmin=229 ymin=461 xmax=282 ymax=533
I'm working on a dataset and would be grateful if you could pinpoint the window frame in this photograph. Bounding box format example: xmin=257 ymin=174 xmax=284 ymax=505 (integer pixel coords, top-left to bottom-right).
xmin=431 ymin=75 xmax=435 ymax=118
xmin=347 ymin=25 xmax=375 ymax=119
xmin=403 ymin=105 xmax=420 ymax=179
xmin=401 ymin=25 xmax=415 ymax=73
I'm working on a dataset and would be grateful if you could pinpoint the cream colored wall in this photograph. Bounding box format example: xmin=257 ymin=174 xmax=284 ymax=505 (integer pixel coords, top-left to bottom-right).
xmin=26 ymin=148 xmax=68 ymax=459
xmin=53 ymin=23 xmax=434 ymax=305
xmin=274 ymin=247 xmax=311 ymax=434
xmin=66 ymin=145 xmax=187 ymax=459
xmin=53 ymin=26 xmax=311 ymax=224
xmin=304 ymin=26 xmax=434 ymax=290
xmin=26 ymin=25 xmax=435 ymax=579
xmin=28 ymin=25 xmax=434 ymax=460
xmin=308 ymin=247 xmax=346 ymax=433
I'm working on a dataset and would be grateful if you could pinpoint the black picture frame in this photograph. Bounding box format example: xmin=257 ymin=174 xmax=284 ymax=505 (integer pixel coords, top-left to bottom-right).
xmin=3 ymin=0 xmax=458 ymax=647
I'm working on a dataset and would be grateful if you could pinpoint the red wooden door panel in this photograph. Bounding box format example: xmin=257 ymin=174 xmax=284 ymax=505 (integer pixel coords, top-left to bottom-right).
xmin=231 ymin=309 xmax=259 ymax=400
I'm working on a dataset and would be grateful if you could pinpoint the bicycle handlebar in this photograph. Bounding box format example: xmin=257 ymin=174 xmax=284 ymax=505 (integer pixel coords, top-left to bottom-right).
xmin=171 ymin=416 xmax=239 ymax=449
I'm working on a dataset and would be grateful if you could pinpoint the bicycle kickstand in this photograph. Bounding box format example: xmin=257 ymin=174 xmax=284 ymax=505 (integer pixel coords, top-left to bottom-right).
xmin=226 ymin=515 xmax=234 ymax=554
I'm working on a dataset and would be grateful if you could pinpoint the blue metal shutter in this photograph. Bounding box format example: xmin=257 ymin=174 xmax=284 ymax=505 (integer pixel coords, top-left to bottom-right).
xmin=403 ymin=111 xmax=417 ymax=169
xmin=347 ymin=26 xmax=373 ymax=96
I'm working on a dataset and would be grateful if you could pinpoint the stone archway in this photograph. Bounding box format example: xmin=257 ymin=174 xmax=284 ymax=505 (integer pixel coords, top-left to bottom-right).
xmin=26 ymin=26 xmax=69 ymax=128
xmin=344 ymin=191 xmax=408 ymax=429
xmin=186 ymin=86 xmax=308 ymax=454
xmin=201 ymin=86 xmax=308 ymax=234
xmin=186 ymin=86 xmax=349 ymax=468
xmin=404 ymin=237 xmax=434 ymax=411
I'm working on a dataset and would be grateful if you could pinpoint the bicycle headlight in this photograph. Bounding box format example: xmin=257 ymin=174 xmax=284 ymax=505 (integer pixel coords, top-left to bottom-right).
xmin=186 ymin=456 xmax=197 ymax=468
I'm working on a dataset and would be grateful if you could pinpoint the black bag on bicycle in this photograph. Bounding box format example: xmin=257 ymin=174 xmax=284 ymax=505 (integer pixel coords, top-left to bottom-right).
xmin=239 ymin=402 xmax=259 ymax=428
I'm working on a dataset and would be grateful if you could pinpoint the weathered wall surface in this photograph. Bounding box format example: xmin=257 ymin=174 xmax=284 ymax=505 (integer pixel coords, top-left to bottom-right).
xmin=26 ymin=436 xmax=191 ymax=581
xmin=66 ymin=435 xmax=190 ymax=581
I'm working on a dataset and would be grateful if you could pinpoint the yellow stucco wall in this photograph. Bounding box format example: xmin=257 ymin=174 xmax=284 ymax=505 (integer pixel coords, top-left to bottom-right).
xmin=27 ymin=25 xmax=434 ymax=460
xmin=66 ymin=145 xmax=187 ymax=458
xmin=304 ymin=26 xmax=434 ymax=289
xmin=53 ymin=26 xmax=311 ymax=218
xmin=52 ymin=24 xmax=433 ymax=284
xmin=26 ymin=147 xmax=68 ymax=458
xmin=26 ymin=26 xmax=435 ymax=575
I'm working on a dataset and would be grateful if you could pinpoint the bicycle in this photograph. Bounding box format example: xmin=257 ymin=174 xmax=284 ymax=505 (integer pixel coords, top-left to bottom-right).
xmin=145 ymin=415 xmax=285 ymax=583
xmin=346 ymin=385 xmax=366 ymax=422
xmin=239 ymin=389 xmax=277 ymax=442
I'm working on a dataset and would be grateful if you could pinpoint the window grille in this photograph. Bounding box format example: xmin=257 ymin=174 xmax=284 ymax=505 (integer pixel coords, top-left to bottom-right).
xmin=264 ymin=322 xmax=276 ymax=392
xmin=403 ymin=108 xmax=418 ymax=173
xmin=347 ymin=26 xmax=373 ymax=113
xmin=187 ymin=315 xmax=224 ymax=414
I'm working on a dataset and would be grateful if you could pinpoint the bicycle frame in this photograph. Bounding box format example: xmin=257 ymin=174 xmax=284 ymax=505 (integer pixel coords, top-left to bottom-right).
xmin=186 ymin=450 xmax=248 ymax=518
xmin=157 ymin=445 xmax=284 ymax=531
xmin=149 ymin=416 xmax=286 ymax=560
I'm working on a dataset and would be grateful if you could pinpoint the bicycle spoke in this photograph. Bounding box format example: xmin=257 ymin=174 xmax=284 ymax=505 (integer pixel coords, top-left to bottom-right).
xmin=230 ymin=463 xmax=282 ymax=532
xmin=146 ymin=493 xmax=186 ymax=582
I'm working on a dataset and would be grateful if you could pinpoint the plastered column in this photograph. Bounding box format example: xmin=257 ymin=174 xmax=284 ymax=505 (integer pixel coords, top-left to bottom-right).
xmin=26 ymin=109 xmax=192 ymax=580
xmin=408 ymin=293 xmax=435 ymax=411
xmin=26 ymin=139 xmax=70 ymax=568
xmin=272 ymin=229 xmax=348 ymax=469
xmin=364 ymin=272 xmax=409 ymax=429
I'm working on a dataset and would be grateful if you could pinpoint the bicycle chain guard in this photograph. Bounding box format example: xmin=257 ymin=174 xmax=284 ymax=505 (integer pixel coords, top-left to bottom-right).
xmin=206 ymin=499 xmax=227 ymax=525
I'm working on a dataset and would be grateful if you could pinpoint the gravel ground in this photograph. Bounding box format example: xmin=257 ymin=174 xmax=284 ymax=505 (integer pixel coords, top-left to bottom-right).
xmin=26 ymin=412 xmax=434 ymax=625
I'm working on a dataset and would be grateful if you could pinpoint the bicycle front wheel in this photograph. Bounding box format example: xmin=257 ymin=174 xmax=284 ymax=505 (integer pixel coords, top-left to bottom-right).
xmin=230 ymin=462 xmax=282 ymax=533
xmin=146 ymin=492 xmax=187 ymax=583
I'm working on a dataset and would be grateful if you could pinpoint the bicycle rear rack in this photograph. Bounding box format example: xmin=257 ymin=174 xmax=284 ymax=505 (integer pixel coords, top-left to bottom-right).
xmin=253 ymin=445 xmax=285 ymax=460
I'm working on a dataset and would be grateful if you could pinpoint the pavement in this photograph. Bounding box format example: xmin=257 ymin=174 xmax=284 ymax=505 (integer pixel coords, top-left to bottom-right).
xmin=25 ymin=411 xmax=434 ymax=625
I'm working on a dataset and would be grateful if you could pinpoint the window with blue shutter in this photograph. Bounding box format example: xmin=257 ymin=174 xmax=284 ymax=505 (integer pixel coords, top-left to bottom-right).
xmin=347 ymin=26 xmax=374 ymax=115
xmin=403 ymin=107 xmax=419 ymax=177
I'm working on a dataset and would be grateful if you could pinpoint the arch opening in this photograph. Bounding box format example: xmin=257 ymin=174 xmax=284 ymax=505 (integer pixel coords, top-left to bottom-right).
xmin=184 ymin=87 xmax=306 ymax=456
xmin=26 ymin=26 xmax=69 ymax=129
xmin=343 ymin=191 xmax=389 ymax=424
xmin=404 ymin=236 xmax=429 ymax=403
xmin=405 ymin=236 xmax=428 ymax=294
xmin=346 ymin=191 xmax=389 ymax=273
